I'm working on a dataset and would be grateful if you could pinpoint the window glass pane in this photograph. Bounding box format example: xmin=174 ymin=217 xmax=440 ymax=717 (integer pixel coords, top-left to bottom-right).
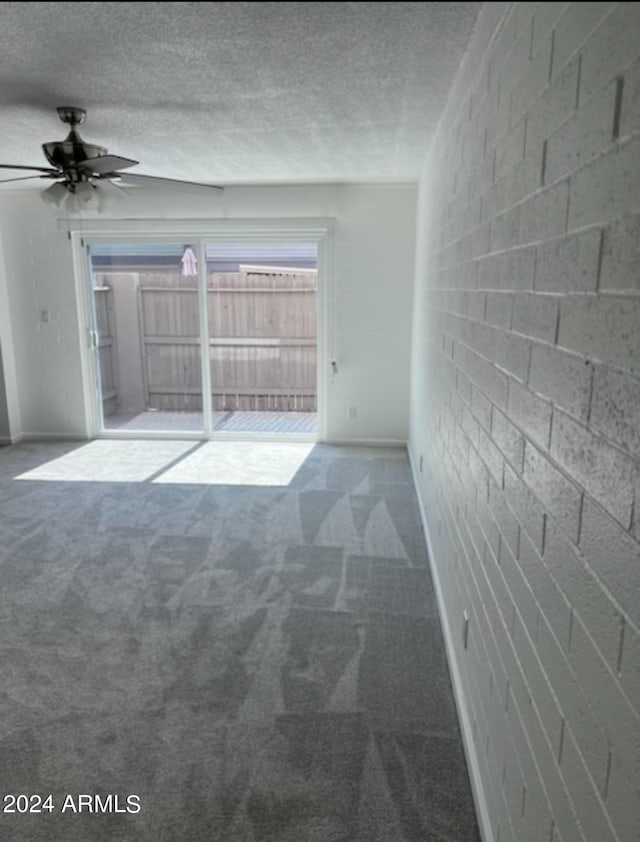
xmin=205 ymin=242 xmax=318 ymax=436
xmin=88 ymin=243 xmax=204 ymax=433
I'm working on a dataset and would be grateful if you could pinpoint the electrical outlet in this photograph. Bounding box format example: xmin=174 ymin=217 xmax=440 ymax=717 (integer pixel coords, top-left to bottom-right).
xmin=348 ymin=406 xmax=357 ymax=420
xmin=41 ymin=309 xmax=50 ymax=323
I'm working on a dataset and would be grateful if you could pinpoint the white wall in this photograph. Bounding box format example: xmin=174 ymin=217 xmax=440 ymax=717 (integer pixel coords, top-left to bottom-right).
xmin=0 ymin=344 xmax=11 ymax=442
xmin=0 ymin=232 xmax=23 ymax=440
xmin=410 ymin=3 xmax=640 ymax=842
xmin=0 ymin=183 xmax=416 ymax=442
xmin=0 ymin=198 xmax=86 ymax=439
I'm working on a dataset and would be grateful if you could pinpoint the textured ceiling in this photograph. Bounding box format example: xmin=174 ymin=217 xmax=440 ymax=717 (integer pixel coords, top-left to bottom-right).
xmin=0 ymin=2 xmax=480 ymax=186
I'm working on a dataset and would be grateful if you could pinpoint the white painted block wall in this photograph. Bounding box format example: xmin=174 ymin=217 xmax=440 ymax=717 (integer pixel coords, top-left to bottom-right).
xmin=410 ymin=3 xmax=640 ymax=842
xmin=0 ymin=183 xmax=416 ymax=442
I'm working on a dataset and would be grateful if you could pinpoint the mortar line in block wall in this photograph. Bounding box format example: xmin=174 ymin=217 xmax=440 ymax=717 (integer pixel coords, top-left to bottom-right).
xmin=585 ymin=362 xmax=595 ymax=424
xmin=557 ymin=716 xmax=566 ymax=763
xmin=616 ymin=616 xmax=625 ymax=677
xmin=603 ymin=744 xmax=613 ymax=800
xmin=595 ymin=228 xmax=606 ymax=292
xmin=612 ymin=76 xmax=624 ymax=140
xmin=563 ymin=177 xmax=571 ymax=233
xmin=567 ymin=607 xmax=574 ymax=652
xmin=575 ymin=492 xmax=585 ymax=545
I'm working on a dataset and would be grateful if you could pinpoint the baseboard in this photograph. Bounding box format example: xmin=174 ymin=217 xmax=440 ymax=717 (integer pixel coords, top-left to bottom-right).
xmin=408 ymin=446 xmax=494 ymax=842
xmin=324 ymin=437 xmax=407 ymax=448
xmin=12 ymin=432 xmax=89 ymax=443
xmin=8 ymin=433 xmax=407 ymax=449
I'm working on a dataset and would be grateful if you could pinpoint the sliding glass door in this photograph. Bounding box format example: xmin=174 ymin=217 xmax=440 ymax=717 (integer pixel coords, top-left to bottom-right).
xmin=205 ymin=243 xmax=318 ymax=435
xmin=86 ymin=239 xmax=318 ymax=438
xmin=87 ymin=243 xmax=205 ymax=434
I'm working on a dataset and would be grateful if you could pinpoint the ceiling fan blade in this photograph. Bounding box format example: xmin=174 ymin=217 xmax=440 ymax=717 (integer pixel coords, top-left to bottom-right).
xmin=77 ymin=154 xmax=139 ymax=175
xmin=112 ymin=172 xmax=224 ymax=193
xmin=0 ymin=163 xmax=59 ymax=174
xmin=0 ymin=174 xmax=53 ymax=184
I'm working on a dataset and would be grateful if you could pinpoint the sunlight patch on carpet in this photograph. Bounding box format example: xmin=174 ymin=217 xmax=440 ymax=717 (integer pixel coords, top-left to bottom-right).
xmin=15 ymin=440 xmax=196 ymax=483
xmin=153 ymin=441 xmax=314 ymax=486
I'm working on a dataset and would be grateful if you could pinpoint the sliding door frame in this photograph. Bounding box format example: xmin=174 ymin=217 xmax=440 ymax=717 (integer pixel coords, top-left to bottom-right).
xmin=70 ymin=218 xmax=333 ymax=443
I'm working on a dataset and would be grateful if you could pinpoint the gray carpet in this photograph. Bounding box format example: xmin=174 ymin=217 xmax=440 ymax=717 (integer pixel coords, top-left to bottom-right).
xmin=0 ymin=440 xmax=480 ymax=842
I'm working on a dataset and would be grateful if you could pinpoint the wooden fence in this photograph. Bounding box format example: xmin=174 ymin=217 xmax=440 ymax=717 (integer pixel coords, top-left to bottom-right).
xmin=95 ymin=270 xmax=317 ymax=414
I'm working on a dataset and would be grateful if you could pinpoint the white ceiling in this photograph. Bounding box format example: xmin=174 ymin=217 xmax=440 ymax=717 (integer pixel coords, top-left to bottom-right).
xmin=0 ymin=2 xmax=480 ymax=187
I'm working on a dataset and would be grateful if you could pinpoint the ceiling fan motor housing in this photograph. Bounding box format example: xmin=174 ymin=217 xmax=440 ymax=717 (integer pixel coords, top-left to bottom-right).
xmin=57 ymin=106 xmax=86 ymax=126
xmin=42 ymin=134 xmax=107 ymax=174
xmin=42 ymin=107 xmax=104 ymax=175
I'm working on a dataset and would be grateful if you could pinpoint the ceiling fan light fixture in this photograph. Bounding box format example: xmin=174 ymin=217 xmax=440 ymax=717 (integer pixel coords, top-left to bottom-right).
xmin=74 ymin=180 xmax=101 ymax=210
xmin=40 ymin=181 xmax=68 ymax=209
xmin=98 ymin=179 xmax=130 ymax=201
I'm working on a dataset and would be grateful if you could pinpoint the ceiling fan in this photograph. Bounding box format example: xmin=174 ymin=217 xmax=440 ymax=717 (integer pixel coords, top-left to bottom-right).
xmin=0 ymin=106 xmax=224 ymax=210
